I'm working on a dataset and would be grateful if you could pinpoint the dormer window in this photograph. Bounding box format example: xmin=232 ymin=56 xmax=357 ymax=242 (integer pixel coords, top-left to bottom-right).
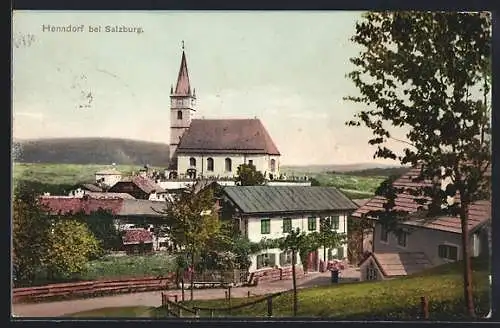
xmin=177 ymin=110 xmax=183 ymax=120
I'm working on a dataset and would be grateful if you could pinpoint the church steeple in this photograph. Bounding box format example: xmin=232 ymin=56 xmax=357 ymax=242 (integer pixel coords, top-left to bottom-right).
xmin=174 ymin=43 xmax=191 ymax=96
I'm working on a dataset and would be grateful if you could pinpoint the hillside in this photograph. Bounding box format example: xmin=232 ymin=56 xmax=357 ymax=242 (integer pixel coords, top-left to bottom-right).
xmin=12 ymin=138 xmax=170 ymax=166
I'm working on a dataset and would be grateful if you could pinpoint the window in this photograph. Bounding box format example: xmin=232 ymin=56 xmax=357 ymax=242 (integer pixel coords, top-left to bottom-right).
xmin=331 ymin=216 xmax=340 ymax=230
xmin=177 ymin=110 xmax=183 ymax=120
xmin=380 ymin=225 xmax=389 ymax=243
xmin=261 ymin=219 xmax=271 ymax=234
xmin=248 ymin=160 xmax=253 ymax=166
xmin=438 ymin=244 xmax=458 ymax=261
xmin=256 ymin=253 xmax=276 ymax=269
xmin=279 ymin=250 xmax=293 ymax=266
xmin=308 ymin=217 xmax=317 ymax=231
xmin=207 ymin=158 xmax=214 ymax=171
xmin=225 ymin=158 xmax=232 ymax=172
xmin=397 ymin=231 xmax=408 ymax=247
xmin=282 ymin=218 xmax=292 ymax=233
xmin=270 ymin=159 xmax=276 ymax=172
xmin=366 ymin=261 xmax=378 ymax=280
xmin=189 ymin=157 xmax=196 ymax=167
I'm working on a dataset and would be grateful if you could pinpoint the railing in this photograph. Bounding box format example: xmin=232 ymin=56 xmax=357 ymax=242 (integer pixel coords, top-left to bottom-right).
xmin=13 ymin=274 xmax=175 ymax=303
xmin=161 ymin=293 xmax=199 ymax=317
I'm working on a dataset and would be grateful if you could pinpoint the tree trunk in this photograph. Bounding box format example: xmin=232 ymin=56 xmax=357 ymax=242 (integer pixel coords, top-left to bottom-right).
xmin=190 ymin=251 xmax=195 ymax=301
xmin=292 ymin=249 xmax=297 ymax=317
xmin=459 ymin=202 xmax=475 ymax=317
xmin=323 ymin=245 xmax=326 ymax=270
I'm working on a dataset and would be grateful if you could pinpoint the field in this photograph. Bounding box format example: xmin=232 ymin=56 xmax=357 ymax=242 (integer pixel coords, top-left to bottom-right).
xmin=12 ymin=163 xmax=396 ymax=199
xmin=67 ymin=259 xmax=490 ymax=320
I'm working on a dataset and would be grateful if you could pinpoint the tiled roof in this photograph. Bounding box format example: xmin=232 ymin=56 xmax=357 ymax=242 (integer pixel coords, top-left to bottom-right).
xmin=360 ymin=252 xmax=433 ymax=277
xmin=223 ymin=186 xmax=358 ymax=215
xmin=85 ymin=192 xmax=135 ymax=200
xmin=174 ymin=51 xmax=192 ymax=96
xmin=177 ymin=119 xmax=280 ymax=155
xmin=80 ymin=184 xmax=103 ymax=192
xmin=38 ymin=197 xmax=166 ymax=217
xmin=111 ymin=175 xmax=165 ymax=194
xmin=352 ymin=165 xmax=491 ymax=234
xmin=122 ymin=229 xmax=153 ymax=245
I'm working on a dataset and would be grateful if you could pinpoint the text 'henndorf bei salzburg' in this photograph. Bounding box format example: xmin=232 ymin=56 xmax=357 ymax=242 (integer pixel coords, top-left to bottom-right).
xmin=41 ymin=24 xmax=144 ymax=34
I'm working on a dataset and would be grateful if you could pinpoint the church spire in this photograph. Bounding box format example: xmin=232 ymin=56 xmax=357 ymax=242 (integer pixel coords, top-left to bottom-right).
xmin=174 ymin=41 xmax=191 ymax=96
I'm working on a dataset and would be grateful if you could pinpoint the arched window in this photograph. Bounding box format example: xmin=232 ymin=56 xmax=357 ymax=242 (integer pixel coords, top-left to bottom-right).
xmin=225 ymin=158 xmax=232 ymax=172
xmin=177 ymin=110 xmax=183 ymax=120
xmin=270 ymin=159 xmax=276 ymax=172
xmin=189 ymin=157 xmax=196 ymax=167
xmin=207 ymin=158 xmax=214 ymax=171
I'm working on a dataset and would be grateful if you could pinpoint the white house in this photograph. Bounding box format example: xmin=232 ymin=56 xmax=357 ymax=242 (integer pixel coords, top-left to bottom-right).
xmin=95 ymin=166 xmax=122 ymax=188
xmin=167 ymin=47 xmax=281 ymax=181
xmin=221 ymin=186 xmax=359 ymax=273
xmin=351 ymin=165 xmax=491 ymax=281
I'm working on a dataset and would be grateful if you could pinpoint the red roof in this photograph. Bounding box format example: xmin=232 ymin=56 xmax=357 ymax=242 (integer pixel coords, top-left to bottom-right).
xmin=177 ymin=119 xmax=280 ymax=155
xmin=110 ymin=175 xmax=165 ymax=194
xmin=122 ymin=229 xmax=153 ymax=245
xmin=39 ymin=197 xmax=123 ymax=215
xmin=174 ymin=51 xmax=191 ymax=96
xmin=352 ymin=165 xmax=491 ymax=234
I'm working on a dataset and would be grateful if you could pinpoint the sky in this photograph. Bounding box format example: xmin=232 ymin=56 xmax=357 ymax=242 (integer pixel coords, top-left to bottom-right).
xmin=12 ymin=11 xmax=408 ymax=166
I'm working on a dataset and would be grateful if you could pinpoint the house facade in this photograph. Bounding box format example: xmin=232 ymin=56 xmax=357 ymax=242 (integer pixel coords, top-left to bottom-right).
xmin=221 ymin=186 xmax=358 ymax=273
xmin=109 ymin=175 xmax=167 ymax=201
xmin=351 ymin=166 xmax=491 ymax=281
xmin=95 ymin=167 xmax=122 ymax=188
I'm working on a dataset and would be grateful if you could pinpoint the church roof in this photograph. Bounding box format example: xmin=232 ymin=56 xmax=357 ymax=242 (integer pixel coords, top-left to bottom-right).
xmin=176 ymin=119 xmax=280 ymax=155
xmin=174 ymin=51 xmax=191 ymax=96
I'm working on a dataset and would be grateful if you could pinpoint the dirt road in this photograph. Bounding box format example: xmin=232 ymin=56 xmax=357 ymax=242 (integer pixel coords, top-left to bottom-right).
xmin=12 ymin=269 xmax=359 ymax=317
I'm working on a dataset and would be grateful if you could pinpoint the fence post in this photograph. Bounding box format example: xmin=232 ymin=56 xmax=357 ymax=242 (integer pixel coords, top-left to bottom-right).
xmin=161 ymin=292 xmax=165 ymax=307
xmin=248 ymin=290 xmax=251 ymax=298
xmin=267 ymin=295 xmax=273 ymax=318
xmin=181 ymin=279 xmax=185 ymax=302
xmin=178 ymin=307 xmax=183 ymax=317
xmin=228 ymin=286 xmax=232 ymax=301
xmin=279 ymin=268 xmax=283 ymax=280
xmin=225 ymin=291 xmax=228 ymax=300
xmin=420 ymin=296 xmax=429 ymax=320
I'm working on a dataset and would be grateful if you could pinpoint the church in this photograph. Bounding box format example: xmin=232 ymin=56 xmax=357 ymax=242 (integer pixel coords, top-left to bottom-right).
xmin=168 ymin=46 xmax=281 ymax=181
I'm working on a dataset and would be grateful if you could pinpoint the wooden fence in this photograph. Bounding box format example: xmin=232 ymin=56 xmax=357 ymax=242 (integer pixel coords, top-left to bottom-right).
xmin=12 ymin=274 xmax=176 ymax=303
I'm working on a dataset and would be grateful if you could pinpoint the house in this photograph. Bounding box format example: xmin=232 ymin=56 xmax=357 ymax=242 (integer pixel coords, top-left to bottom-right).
xmin=38 ymin=196 xmax=170 ymax=251
xmin=108 ymin=175 xmax=168 ymax=201
xmin=122 ymin=228 xmax=154 ymax=254
xmin=221 ymin=186 xmax=358 ymax=273
xmin=95 ymin=166 xmax=122 ymax=188
xmin=351 ymin=165 xmax=491 ymax=281
xmin=168 ymin=48 xmax=281 ymax=181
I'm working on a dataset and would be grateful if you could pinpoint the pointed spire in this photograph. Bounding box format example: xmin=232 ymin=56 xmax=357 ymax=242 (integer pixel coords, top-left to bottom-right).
xmin=174 ymin=41 xmax=191 ymax=96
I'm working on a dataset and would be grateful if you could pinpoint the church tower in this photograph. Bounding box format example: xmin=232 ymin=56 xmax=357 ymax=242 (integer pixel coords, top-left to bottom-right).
xmin=169 ymin=42 xmax=196 ymax=164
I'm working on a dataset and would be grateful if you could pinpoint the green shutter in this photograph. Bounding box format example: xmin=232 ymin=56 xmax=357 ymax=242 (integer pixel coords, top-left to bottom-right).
xmin=261 ymin=219 xmax=270 ymax=234
xmin=332 ymin=216 xmax=339 ymax=230
xmin=449 ymin=246 xmax=458 ymax=260
xmin=337 ymin=247 xmax=344 ymax=259
xmin=269 ymin=253 xmax=276 ymax=267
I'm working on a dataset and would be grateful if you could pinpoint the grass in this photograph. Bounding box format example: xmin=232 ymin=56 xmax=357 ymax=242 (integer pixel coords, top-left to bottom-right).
xmin=65 ymin=259 xmax=490 ymax=320
xmin=82 ymin=252 xmax=176 ymax=281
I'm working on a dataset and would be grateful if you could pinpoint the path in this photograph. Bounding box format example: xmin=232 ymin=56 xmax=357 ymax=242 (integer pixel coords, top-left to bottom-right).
xmin=12 ymin=268 xmax=360 ymax=317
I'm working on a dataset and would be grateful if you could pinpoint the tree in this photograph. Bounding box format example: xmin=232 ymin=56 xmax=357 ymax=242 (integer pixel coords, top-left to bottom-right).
xmin=318 ymin=218 xmax=347 ymax=268
xmin=73 ymin=209 xmax=123 ymax=253
xmin=12 ymin=188 xmax=52 ymax=286
xmin=45 ymin=219 xmax=101 ymax=280
xmin=345 ymin=12 xmax=491 ymax=317
xmin=235 ymin=164 xmax=265 ymax=186
xmin=158 ymin=185 xmax=221 ymax=300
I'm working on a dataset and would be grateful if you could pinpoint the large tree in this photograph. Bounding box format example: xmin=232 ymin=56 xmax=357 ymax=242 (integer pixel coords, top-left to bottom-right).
xmin=158 ymin=185 xmax=221 ymax=300
xmin=345 ymin=12 xmax=491 ymax=317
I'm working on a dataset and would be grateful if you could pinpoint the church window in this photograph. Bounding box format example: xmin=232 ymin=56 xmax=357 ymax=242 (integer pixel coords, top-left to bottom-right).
xmin=207 ymin=158 xmax=214 ymax=171
xmin=177 ymin=111 xmax=183 ymax=120
xmin=270 ymin=159 xmax=276 ymax=172
xmin=225 ymin=158 xmax=232 ymax=172
xmin=189 ymin=157 xmax=196 ymax=167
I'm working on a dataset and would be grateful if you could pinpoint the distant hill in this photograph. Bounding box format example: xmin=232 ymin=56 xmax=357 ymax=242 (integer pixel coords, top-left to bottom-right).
xmin=13 ymin=138 xmax=170 ymax=166
xmin=281 ymin=163 xmax=400 ymax=174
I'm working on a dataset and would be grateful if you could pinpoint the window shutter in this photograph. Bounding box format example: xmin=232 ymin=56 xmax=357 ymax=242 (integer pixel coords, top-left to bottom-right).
xmin=438 ymin=245 xmax=445 ymax=258
xmin=279 ymin=252 xmax=285 ymax=266
xmin=269 ymin=253 xmax=276 ymax=267
xmin=337 ymin=247 xmax=344 ymax=259
xmin=450 ymin=246 xmax=458 ymax=260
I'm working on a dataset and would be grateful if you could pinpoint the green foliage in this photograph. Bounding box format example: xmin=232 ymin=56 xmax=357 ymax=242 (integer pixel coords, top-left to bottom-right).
xmin=235 ymin=164 xmax=265 ymax=186
xmin=45 ymin=219 xmax=101 ymax=279
xmin=73 ymin=209 xmax=123 ymax=252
